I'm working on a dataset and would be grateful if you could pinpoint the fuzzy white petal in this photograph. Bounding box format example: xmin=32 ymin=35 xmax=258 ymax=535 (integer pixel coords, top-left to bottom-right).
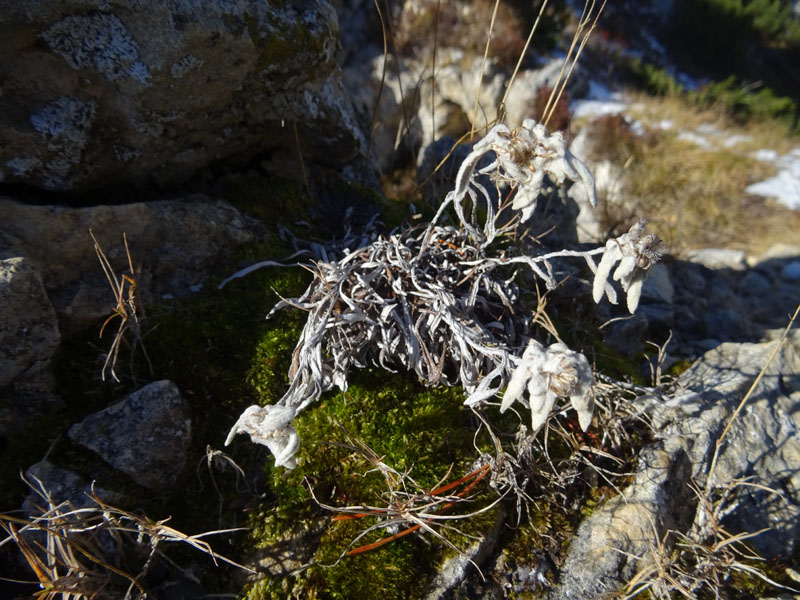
xmin=613 ymin=255 xmax=637 ymax=285
xmin=501 ymin=365 xmax=529 ymax=412
xmin=625 ymin=272 xmax=645 ymax=313
xmin=566 ymin=150 xmax=598 ymax=207
xmin=593 ymin=243 xmax=621 ymax=304
xmin=530 ymin=389 xmax=558 ymax=431
xmin=573 ymin=396 xmax=594 ymax=431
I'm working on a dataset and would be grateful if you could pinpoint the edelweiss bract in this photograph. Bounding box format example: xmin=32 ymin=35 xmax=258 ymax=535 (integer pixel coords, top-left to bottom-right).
xmin=592 ymin=219 xmax=665 ymax=313
xmin=501 ymin=340 xmax=594 ymax=432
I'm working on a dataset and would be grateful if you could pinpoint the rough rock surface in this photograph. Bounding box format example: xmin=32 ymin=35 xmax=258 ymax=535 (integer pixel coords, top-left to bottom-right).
xmin=567 ymin=120 xmax=628 ymax=243
xmin=597 ymin=246 xmax=800 ymax=360
xmin=342 ymin=53 xmax=423 ymax=174
xmin=501 ymin=57 xmax=589 ymax=129
xmin=0 ymin=0 xmax=370 ymax=191
xmin=0 ymin=257 xmax=60 ymax=388
xmin=68 ymin=380 xmax=191 ymax=492
xmin=686 ymin=248 xmax=748 ymax=270
xmin=549 ymin=332 xmax=800 ymax=599
xmin=423 ymin=508 xmax=506 ymax=600
xmin=337 ymin=11 xmax=588 ymax=179
xmin=0 ymin=195 xmax=267 ymax=334
xmin=22 ymin=460 xmax=121 ymax=514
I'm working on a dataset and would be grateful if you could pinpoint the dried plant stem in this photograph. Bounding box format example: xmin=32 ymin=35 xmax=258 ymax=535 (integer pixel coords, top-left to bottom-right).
xmin=543 ymin=0 xmax=608 ymax=128
xmin=470 ymin=0 xmax=501 ymax=139
xmin=90 ymin=230 xmax=153 ymax=383
xmin=498 ymin=0 xmax=551 ymax=121
xmin=0 ymin=475 xmax=253 ymax=600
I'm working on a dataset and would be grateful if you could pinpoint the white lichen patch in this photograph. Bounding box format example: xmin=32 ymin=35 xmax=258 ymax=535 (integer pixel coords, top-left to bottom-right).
xmin=28 ymin=96 xmax=96 ymax=187
xmin=170 ymin=55 xmax=204 ymax=79
xmin=42 ymin=13 xmax=151 ymax=84
xmin=5 ymin=156 xmax=43 ymax=177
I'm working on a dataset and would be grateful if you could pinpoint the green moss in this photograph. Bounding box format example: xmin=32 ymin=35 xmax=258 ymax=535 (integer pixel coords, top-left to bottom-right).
xmin=243 ymin=12 xmax=332 ymax=83
xmin=239 ymin=371 xmax=508 ymax=599
xmin=224 ymin=173 xmax=312 ymax=226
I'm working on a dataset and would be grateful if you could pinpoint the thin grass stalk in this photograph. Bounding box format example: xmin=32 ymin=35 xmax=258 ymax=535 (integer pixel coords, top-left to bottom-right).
xmin=498 ymin=0 xmax=551 ymax=122
xmin=470 ymin=0 xmax=501 ymax=139
xmin=369 ymin=0 xmax=389 ymax=162
xmin=543 ymin=0 xmax=607 ymax=128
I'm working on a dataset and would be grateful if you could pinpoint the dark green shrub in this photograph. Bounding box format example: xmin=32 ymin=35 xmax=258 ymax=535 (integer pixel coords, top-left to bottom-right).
xmin=690 ymin=75 xmax=799 ymax=128
xmin=628 ymin=60 xmax=684 ymax=97
xmin=670 ymin=0 xmax=800 ymax=79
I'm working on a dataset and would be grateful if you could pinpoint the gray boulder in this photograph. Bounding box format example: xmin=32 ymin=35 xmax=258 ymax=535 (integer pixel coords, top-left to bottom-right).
xmin=0 ymin=257 xmax=60 ymax=388
xmin=68 ymin=380 xmax=191 ymax=492
xmin=0 ymin=195 xmax=267 ymax=334
xmin=686 ymin=248 xmax=748 ymax=270
xmin=423 ymin=508 xmax=506 ymax=600
xmin=550 ymin=332 xmax=800 ymax=598
xmin=502 ymin=57 xmax=589 ymax=129
xmin=342 ymin=53 xmax=423 ymax=174
xmin=0 ymin=0 xmax=370 ymax=192
xmin=22 ymin=460 xmax=121 ymax=515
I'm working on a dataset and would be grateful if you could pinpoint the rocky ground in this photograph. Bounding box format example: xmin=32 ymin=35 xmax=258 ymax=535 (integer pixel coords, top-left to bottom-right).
xmin=1 ymin=1 xmax=800 ymax=599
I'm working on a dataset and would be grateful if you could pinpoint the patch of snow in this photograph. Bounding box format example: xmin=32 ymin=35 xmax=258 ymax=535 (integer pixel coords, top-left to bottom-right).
xmin=657 ymin=119 xmax=674 ymax=130
xmin=752 ymin=149 xmax=779 ymax=162
xmin=746 ymin=147 xmax=800 ymax=209
xmin=696 ymin=122 xmax=720 ymax=136
xmin=572 ymin=98 xmax=628 ymax=119
xmin=630 ymin=120 xmax=646 ymax=136
xmin=723 ymin=134 xmax=752 ymax=148
xmin=696 ymin=123 xmax=719 ymax=135
xmin=571 ymin=80 xmax=628 ymax=119
xmin=677 ymin=130 xmax=713 ymax=149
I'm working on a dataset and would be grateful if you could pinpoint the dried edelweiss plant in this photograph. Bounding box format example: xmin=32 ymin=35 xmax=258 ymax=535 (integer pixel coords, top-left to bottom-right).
xmin=501 ymin=340 xmax=594 ymax=432
xmin=593 ymin=218 xmax=665 ymax=314
xmin=225 ymin=118 xmax=663 ymax=469
xmin=451 ymin=118 xmax=596 ymax=224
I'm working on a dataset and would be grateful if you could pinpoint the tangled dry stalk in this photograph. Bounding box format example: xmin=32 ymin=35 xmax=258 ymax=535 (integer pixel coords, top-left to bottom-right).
xmin=0 ymin=475 xmax=252 ymax=600
xmin=90 ymin=231 xmax=153 ymax=384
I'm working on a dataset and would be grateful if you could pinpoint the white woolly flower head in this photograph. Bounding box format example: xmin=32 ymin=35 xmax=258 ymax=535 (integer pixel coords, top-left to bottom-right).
xmin=225 ymin=404 xmax=300 ymax=469
xmin=592 ymin=219 xmax=664 ymax=313
xmin=454 ymin=119 xmax=597 ymax=223
xmin=500 ymin=340 xmax=594 ymax=432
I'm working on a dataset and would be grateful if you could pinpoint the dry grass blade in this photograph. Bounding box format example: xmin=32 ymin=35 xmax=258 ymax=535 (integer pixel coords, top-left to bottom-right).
xmin=0 ymin=475 xmax=253 ymax=600
xmin=498 ymin=0 xmax=551 ymax=122
xmin=306 ymin=428 xmax=501 ymax=574
xmin=621 ymin=464 xmax=800 ymax=599
xmin=89 ymin=230 xmax=153 ymax=383
xmin=693 ymin=302 xmax=800 ymax=542
xmin=470 ymin=0 xmax=501 ymax=140
xmin=542 ymin=0 xmax=607 ymax=128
